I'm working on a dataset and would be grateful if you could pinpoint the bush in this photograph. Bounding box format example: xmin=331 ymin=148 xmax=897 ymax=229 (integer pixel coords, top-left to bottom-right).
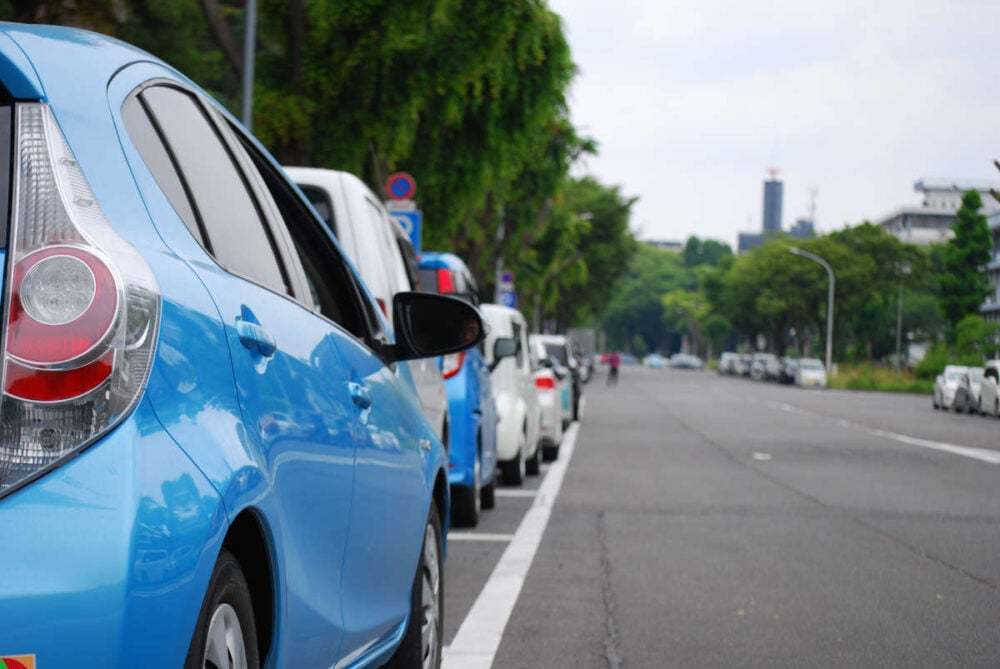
xmin=830 ymin=364 xmax=933 ymax=395
xmin=914 ymin=343 xmax=949 ymax=380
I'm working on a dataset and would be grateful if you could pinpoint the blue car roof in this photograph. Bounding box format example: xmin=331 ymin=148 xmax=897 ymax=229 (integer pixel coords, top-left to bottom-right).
xmin=419 ymin=251 xmax=469 ymax=272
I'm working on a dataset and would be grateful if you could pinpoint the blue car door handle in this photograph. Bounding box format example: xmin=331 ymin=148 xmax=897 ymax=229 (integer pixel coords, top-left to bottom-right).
xmin=236 ymin=318 xmax=277 ymax=357
xmin=349 ymin=382 xmax=373 ymax=410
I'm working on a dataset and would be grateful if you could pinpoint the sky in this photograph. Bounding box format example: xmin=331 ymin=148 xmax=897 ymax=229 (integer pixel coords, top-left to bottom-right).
xmin=547 ymin=0 xmax=1000 ymax=247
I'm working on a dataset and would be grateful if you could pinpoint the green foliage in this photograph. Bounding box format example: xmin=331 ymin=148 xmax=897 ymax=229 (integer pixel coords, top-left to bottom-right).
xmin=682 ymin=236 xmax=732 ymax=268
xmin=939 ymin=191 xmax=992 ymax=327
xmin=829 ymin=364 xmax=933 ymax=395
xmin=4 ymin=1 xmax=635 ymax=330
xmin=914 ymin=343 xmax=950 ymax=380
xmin=912 ymin=315 xmax=999 ymax=380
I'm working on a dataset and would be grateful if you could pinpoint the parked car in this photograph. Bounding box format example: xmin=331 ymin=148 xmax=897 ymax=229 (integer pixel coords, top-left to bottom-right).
xmin=670 ymin=352 xmax=704 ymax=369
xmin=795 ymin=358 xmax=828 ymax=388
xmin=0 ymin=25 xmax=485 ymax=668
xmin=643 ymin=353 xmax=668 ymax=368
xmin=719 ymin=351 xmax=740 ymax=374
xmin=779 ymin=357 xmax=799 ymax=384
xmin=953 ymin=367 xmax=985 ymax=414
xmin=286 ymin=166 xmax=449 ymax=449
xmin=482 ymin=304 xmax=542 ymax=483
xmin=532 ymin=334 xmax=574 ymax=430
xmin=978 ymin=361 xmax=1000 ymax=416
xmin=750 ymin=353 xmax=780 ymax=381
xmin=534 ymin=333 xmax=583 ymax=422
xmin=531 ymin=352 xmax=566 ymax=461
xmin=419 ymin=251 xmax=499 ymax=526
xmin=738 ymin=353 xmax=753 ymax=377
xmin=933 ymin=365 xmax=969 ymax=410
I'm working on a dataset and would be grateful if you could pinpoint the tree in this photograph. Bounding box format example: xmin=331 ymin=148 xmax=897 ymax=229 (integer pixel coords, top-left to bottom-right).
xmin=682 ymin=236 xmax=732 ymax=268
xmin=939 ymin=190 xmax=992 ymax=328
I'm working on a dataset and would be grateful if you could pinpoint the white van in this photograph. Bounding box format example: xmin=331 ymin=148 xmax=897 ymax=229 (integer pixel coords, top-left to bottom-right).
xmin=481 ymin=304 xmax=542 ymax=484
xmin=286 ymin=167 xmax=448 ymax=444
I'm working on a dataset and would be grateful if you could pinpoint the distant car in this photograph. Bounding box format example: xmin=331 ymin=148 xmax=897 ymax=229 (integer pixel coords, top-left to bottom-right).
xmin=287 ymin=166 xmax=449 ymax=450
xmin=620 ymin=353 xmax=639 ymax=366
xmin=750 ymin=353 xmax=780 ymax=381
xmin=795 ymin=358 xmax=828 ymax=388
xmin=531 ymin=335 xmax=574 ymax=437
xmin=419 ymin=252 xmax=500 ymax=527
xmin=779 ymin=357 xmax=799 ymax=384
xmin=482 ymin=304 xmax=543 ymax=483
xmin=534 ymin=334 xmax=582 ymax=422
xmin=719 ymin=352 xmax=740 ymax=374
xmin=933 ymin=365 xmax=969 ymax=410
xmin=978 ymin=361 xmax=1000 ymax=416
xmin=738 ymin=353 xmax=753 ymax=377
xmin=644 ymin=353 xmax=668 ymax=368
xmin=670 ymin=353 xmax=704 ymax=369
xmin=953 ymin=367 xmax=985 ymax=414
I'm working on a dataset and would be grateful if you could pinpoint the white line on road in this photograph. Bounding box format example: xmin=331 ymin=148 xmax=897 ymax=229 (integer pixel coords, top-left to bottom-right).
xmin=767 ymin=401 xmax=1000 ymax=465
xmin=443 ymin=422 xmax=580 ymax=669
xmin=449 ymin=532 xmax=515 ymax=543
xmin=494 ymin=489 xmax=538 ymax=498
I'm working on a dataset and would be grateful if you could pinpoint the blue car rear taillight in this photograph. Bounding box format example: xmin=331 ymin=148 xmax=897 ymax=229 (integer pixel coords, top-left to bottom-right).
xmin=0 ymin=103 xmax=160 ymax=495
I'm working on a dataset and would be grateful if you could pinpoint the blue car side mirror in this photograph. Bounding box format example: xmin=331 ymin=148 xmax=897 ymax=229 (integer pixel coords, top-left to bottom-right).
xmin=387 ymin=292 xmax=485 ymax=362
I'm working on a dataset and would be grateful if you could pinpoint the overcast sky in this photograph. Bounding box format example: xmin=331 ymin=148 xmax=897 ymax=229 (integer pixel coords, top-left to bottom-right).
xmin=548 ymin=0 xmax=1000 ymax=247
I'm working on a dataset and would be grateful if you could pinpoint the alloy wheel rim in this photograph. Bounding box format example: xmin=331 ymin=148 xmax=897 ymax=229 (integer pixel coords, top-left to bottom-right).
xmin=203 ymin=603 xmax=247 ymax=669
xmin=421 ymin=523 xmax=441 ymax=669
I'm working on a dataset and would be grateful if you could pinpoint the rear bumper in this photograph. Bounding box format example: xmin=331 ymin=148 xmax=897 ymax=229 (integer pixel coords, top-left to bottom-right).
xmin=0 ymin=399 xmax=226 ymax=668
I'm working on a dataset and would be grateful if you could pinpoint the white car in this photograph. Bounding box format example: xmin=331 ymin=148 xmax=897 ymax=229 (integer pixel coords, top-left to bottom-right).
xmin=286 ymin=167 xmax=449 ymax=443
xmin=953 ymin=367 xmax=985 ymax=414
xmin=978 ymin=360 xmax=1000 ymax=416
xmin=795 ymin=358 xmax=828 ymax=388
xmin=482 ymin=305 xmax=543 ymax=483
xmin=933 ymin=365 xmax=968 ymax=411
xmin=530 ymin=335 xmax=574 ymax=435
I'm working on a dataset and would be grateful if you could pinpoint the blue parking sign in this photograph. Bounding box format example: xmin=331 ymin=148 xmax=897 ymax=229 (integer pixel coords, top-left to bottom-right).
xmin=389 ymin=210 xmax=423 ymax=252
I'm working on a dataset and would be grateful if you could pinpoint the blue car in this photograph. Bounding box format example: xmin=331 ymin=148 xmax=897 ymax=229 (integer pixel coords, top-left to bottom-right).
xmin=418 ymin=252 xmax=499 ymax=526
xmin=0 ymin=24 xmax=486 ymax=669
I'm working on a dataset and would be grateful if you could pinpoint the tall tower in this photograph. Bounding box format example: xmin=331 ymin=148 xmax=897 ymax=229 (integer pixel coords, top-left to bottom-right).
xmin=762 ymin=167 xmax=783 ymax=234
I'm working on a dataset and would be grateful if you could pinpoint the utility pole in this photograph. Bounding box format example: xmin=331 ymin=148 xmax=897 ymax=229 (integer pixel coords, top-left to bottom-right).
xmin=789 ymin=246 xmax=835 ymax=373
xmin=241 ymin=0 xmax=257 ymax=129
xmin=894 ymin=263 xmax=911 ymax=372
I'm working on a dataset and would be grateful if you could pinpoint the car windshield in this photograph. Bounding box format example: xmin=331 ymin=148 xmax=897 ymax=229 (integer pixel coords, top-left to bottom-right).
xmin=968 ymin=369 xmax=984 ymax=382
xmin=544 ymin=343 xmax=568 ymax=365
xmin=946 ymin=371 xmax=964 ymax=382
xmin=799 ymin=360 xmax=824 ymax=370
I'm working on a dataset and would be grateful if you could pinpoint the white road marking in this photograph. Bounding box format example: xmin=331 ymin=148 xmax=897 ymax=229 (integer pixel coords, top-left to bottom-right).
xmin=752 ymin=452 xmax=772 ymax=461
xmin=443 ymin=422 xmax=580 ymax=669
xmin=449 ymin=532 xmax=515 ymax=543
xmin=494 ymin=489 xmax=538 ymax=498
xmin=767 ymin=401 xmax=1000 ymax=465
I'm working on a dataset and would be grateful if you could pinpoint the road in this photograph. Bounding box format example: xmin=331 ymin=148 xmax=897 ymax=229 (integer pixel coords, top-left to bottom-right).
xmin=442 ymin=366 xmax=1000 ymax=668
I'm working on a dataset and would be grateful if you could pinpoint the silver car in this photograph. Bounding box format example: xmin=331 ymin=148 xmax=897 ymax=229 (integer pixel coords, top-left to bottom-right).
xmin=933 ymin=365 xmax=968 ymax=411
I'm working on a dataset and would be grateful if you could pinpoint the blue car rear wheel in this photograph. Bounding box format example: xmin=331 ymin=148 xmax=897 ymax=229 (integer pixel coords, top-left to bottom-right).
xmin=185 ymin=550 xmax=260 ymax=669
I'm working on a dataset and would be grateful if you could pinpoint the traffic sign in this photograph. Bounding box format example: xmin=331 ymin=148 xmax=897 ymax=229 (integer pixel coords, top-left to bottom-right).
xmin=384 ymin=172 xmax=417 ymax=200
xmin=390 ymin=209 xmax=423 ymax=252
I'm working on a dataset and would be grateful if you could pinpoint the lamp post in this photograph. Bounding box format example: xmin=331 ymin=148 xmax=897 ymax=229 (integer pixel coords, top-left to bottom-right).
xmin=241 ymin=0 xmax=258 ymax=129
xmin=790 ymin=246 xmax=835 ymax=373
xmin=895 ymin=262 xmax=911 ymax=373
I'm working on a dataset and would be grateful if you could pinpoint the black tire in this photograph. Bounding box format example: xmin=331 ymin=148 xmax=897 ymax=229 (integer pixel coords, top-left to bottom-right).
xmin=526 ymin=442 xmax=541 ymax=476
xmin=451 ymin=483 xmax=479 ymax=528
xmin=542 ymin=441 xmax=560 ymax=462
xmin=481 ymin=478 xmax=496 ymax=509
xmin=385 ymin=503 xmax=444 ymax=669
xmin=184 ymin=550 xmax=260 ymax=669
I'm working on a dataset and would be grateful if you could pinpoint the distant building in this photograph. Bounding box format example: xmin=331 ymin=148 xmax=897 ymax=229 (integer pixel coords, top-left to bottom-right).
xmin=737 ymin=232 xmax=764 ymax=254
xmin=644 ymin=239 xmax=683 ymax=252
xmin=981 ymin=209 xmax=1000 ymax=324
xmin=876 ymin=180 xmax=1000 ymax=246
xmin=762 ymin=177 xmax=783 ymax=233
xmin=789 ymin=218 xmax=815 ymax=239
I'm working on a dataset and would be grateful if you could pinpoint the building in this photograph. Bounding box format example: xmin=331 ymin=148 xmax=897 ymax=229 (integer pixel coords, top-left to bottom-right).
xmin=789 ymin=218 xmax=815 ymax=239
xmin=737 ymin=232 xmax=764 ymax=254
xmin=876 ymin=180 xmax=1000 ymax=246
xmin=644 ymin=239 xmax=683 ymax=252
xmin=762 ymin=176 xmax=783 ymax=233
xmin=981 ymin=209 xmax=1000 ymax=324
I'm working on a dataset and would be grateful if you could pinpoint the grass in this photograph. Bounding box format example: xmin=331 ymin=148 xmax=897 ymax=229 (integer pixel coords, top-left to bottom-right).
xmin=829 ymin=363 xmax=933 ymax=395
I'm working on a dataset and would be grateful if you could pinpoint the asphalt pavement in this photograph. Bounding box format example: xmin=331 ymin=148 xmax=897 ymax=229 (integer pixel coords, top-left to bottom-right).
xmin=444 ymin=366 xmax=1000 ymax=668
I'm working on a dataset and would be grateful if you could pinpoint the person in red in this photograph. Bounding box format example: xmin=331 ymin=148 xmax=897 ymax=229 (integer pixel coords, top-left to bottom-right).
xmin=607 ymin=351 xmax=621 ymax=386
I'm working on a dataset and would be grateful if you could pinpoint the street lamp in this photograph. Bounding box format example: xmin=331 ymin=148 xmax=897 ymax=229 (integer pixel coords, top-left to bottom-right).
xmin=241 ymin=0 xmax=258 ymax=129
xmin=789 ymin=246 xmax=835 ymax=373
